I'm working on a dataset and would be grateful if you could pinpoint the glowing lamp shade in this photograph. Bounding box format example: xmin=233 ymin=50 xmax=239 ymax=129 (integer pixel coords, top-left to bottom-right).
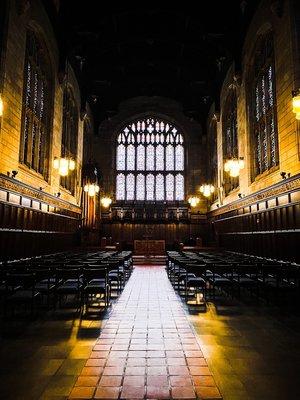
xmin=292 ymin=95 xmax=300 ymax=120
xmin=188 ymin=196 xmax=200 ymax=207
xmin=53 ymin=157 xmax=76 ymax=176
xmin=200 ymin=184 xmax=215 ymax=198
xmin=101 ymin=197 xmax=112 ymax=208
xmin=84 ymin=183 xmax=100 ymax=197
xmin=224 ymin=158 xmax=244 ymax=177
xmin=0 ymin=95 xmax=3 ymax=117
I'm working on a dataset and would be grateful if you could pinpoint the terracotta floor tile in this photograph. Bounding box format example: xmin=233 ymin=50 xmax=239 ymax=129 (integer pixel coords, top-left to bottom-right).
xmin=147 ymin=375 xmax=169 ymax=386
xmin=123 ymin=375 xmax=145 ymax=386
xmin=186 ymin=357 xmax=207 ymax=366
xmin=81 ymin=366 xmax=104 ymax=376
xmin=192 ymin=376 xmax=216 ymax=387
xmin=146 ymin=386 xmax=170 ymax=399
xmin=75 ymin=376 xmax=99 ymax=387
xmin=147 ymin=365 xmax=168 ymax=375
xmin=120 ymin=385 xmax=145 ymax=399
xmin=147 ymin=357 xmax=166 ymax=366
xmin=127 ymin=357 xmax=147 ymax=366
xmin=195 ymin=386 xmax=222 ymax=399
xmin=90 ymin=351 xmax=108 ymax=359
xmin=85 ymin=358 xmax=106 ymax=367
xmin=106 ymin=358 xmax=126 ymax=367
xmin=147 ymin=350 xmax=165 ymax=358
xmin=109 ymin=350 xmax=128 ymax=358
xmin=102 ymin=366 xmax=124 ymax=376
xmin=171 ymin=386 xmax=196 ymax=399
xmin=184 ymin=350 xmax=203 ymax=358
xmin=170 ymin=376 xmax=193 ymax=387
xmin=93 ymin=344 xmax=111 ymax=351
xmin=99 ymin=375 xmax=123 ymax=387
xmin=166 ymin=350 xmax=184 ymax=358
xmin=168 ymin=365 xmax=190 ymax=376
xmin=189 ymin=366 xmax=212 ymax=376
xmin=69 ymin=386 xmax=95 ymax=399
xmin=94 ymin=386 xmax=120 ymax=399
xmin=125 ymin=366 xmax=146 ymax=375
xmin=167 ymin=358 xmax=186 ymax=366
xmin=128 ymin=350 xmax=147 ymax=357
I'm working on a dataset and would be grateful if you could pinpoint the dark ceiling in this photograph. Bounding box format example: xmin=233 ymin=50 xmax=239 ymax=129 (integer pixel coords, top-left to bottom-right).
xmin=56 ymin=1 xmax=260 ymax=128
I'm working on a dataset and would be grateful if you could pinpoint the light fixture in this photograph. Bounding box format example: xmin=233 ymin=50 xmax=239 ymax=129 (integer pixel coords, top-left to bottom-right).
xmin=53 ymin=157 xmax=75 ymax=176
xmin=101 ymin=197 xmax=112 ymax=208
xmin=199 ymin=184 xmax=215 ymax=198
xmin=188 ymin=196 xmax=200 ymax=208
xmin=0 ymin=94 xmax=3 ymax=117
xmin=224 ymin=157 xmax=245 ymax=177
xmin=84 ymin=183 xmax=100 ymax=197
xmin=292 ymin=90 xmax=300 ymax=120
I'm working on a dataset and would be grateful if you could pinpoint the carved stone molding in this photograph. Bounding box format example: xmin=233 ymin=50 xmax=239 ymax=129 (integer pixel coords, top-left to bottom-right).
xmin=209 ymin=174 xmax=300 ymax=217
xmin=0 ymin=174 xmax=81 ymax=214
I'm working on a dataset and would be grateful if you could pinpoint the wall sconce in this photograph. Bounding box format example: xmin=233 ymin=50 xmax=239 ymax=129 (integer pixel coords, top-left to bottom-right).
xmin=101 ymin=197 xmax=112 ymax=208
xmin=0 ymin=94 xmax=3 ymax=117
xmin=216 ymin=203 xmax=220 ymax=208
xmin=224 ymin=157 xmax=245 ymax=177
xmin=55 ymin=192 xmax=61 ymax=198
xmin=238 ymin=193 xmax=245 ymax=199
xmin=280 ymin=171 xmax=291 ymax=180
xmin=188 ymin=196 xmax=200 ymax=208
xmin=84 ymin=183 xmax=100 ymax=197
xmin=7 ymin=170 xmax=18 ymax=178
xmin=199 ymin=184 xmax=215 ymax=198
xmin=292 ymin=90 xmax=300 ymax=120
xmin=53 ymin=157 xmax=75 ymax=176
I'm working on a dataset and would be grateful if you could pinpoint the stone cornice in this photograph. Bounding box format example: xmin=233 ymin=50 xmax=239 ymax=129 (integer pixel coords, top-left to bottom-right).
xmin=0 ymin=174 xmax=82 ymax=214
xmin=208 ymin=174 xmax=300 ymax=217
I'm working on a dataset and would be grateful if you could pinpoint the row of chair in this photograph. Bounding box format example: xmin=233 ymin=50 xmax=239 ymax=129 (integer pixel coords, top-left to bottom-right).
xmin=0 ymin=250 xmax=133 ymax=316
xmin=167 ymin=250 xmax=300 ymax=305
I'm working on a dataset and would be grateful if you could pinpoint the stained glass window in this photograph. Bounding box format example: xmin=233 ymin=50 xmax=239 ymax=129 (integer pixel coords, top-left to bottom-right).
xmin=116 ymin=117 xmax=185 ymax=201
xmin=20 ymin=30 xmax=52 ymax=179
xmin=156 ymin=174 xmax=164 ymax=200
xmin=223 ymin=89 xmax=239 ymax=194
xmin=252 ymin=33 xmax=278 ymax=177
xmin=175 ymin=174 xmax=184 ymax=201
xmin=116 ymin=173 xmax=125 ymax=200
xmin=60 ymin=87 xmax=78 ymax=194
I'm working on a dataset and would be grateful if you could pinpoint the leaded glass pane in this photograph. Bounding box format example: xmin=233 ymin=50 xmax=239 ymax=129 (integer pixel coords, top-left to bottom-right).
xmin=136 ymin=174 xmax=145 ymax=200
xmin=252 ymin=33 xmax=278 ymax=177
xmin=156 ymin=144 xmax=164 ymax=170
xmin=166 ymin=144 xmax=174 ymax=170
xmin=146 ymin=144 xmax=155 ymax=170
xmin=116 ymin=117 xmax=185 ymax=201
xmin=175 ymin=174 xmax=184 ymax=200
xmin=156 ymin=174 xmax=164 ymax=200
xmin=175 ymin=145 xmax=184 ymax=170
xmin=166 ymin=174 xmax=174 ymax=201
xmin=126 ymin=174 xmax=135 ymax=200
xmin=117 ymin=144 xmax=125 ymax=170
xmin=137 ymin=145 xmax=145 ymax=170
xmin=146 ymin=174 xmax=155 ymax=200
xmin=116 ymin=173 xmax=125 ymax=200
xmin=126 ymin=144 xmax=135 ymax=170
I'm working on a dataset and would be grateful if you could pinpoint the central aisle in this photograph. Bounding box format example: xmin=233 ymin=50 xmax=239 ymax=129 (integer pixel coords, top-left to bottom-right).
xmin=69 ymin=266 xmax=222 ymax=399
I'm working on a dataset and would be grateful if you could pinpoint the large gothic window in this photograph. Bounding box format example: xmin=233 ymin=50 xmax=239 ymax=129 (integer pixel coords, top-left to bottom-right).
xmin=60 ymin=87 xmax=78 ymax=194
xmin=223 ymin=89 xmax=239 ymax=194
xmin=116 ymin=117 xmax=184 ymax=201
xmin=20 ymin=30 xmax=52 ymax=179
xmin=251 ymin=32 xmax=278 ymax=177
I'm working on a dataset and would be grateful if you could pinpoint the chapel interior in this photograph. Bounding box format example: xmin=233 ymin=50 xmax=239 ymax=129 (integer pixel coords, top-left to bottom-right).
xmin=0 ymin=1 xmax=300 ymax=399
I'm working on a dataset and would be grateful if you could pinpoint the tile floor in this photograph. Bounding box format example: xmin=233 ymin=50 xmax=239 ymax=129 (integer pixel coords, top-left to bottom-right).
xmin=0 ymin=265 xmax=300 ymax=399
xmin=69 ymin=266 xmax=221 ymax=399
